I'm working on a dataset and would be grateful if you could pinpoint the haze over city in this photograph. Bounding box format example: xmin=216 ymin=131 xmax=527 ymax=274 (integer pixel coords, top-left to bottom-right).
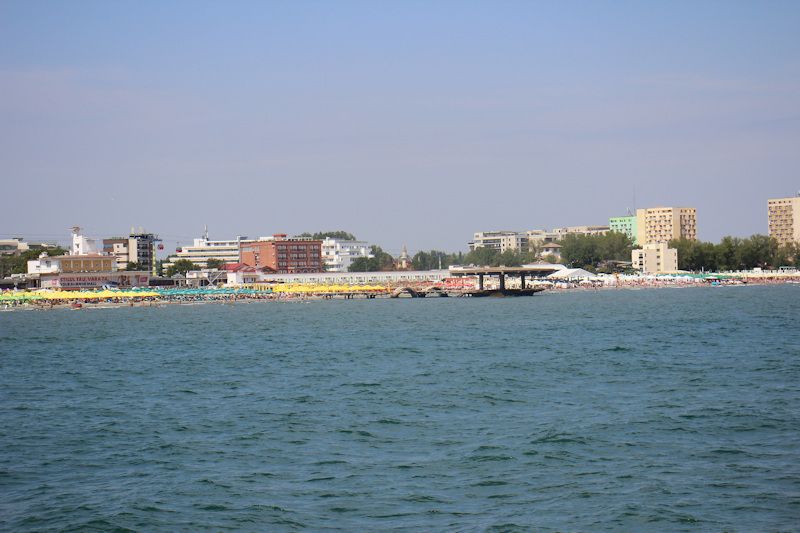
xmin=1 ymin=1 xmax=799 ymax=254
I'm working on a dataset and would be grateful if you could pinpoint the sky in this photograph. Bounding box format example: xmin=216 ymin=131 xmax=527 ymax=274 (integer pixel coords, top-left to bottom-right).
xmin=1 ymin=1 xmax=799 ymax=256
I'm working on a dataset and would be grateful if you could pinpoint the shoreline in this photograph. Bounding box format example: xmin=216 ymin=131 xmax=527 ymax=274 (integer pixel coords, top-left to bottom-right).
xmin=2 ymin=277 xmax=798 ymax=312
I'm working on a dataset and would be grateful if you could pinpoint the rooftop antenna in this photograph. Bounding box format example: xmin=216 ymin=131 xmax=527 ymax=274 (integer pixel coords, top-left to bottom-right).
xmin=204 ymin=224 xmax=209 ymax=240
xmin=633 ymin=184 xmax=637 ymax=212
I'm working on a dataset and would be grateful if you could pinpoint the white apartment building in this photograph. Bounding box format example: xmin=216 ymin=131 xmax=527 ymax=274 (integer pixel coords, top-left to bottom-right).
xmin=768 ymin=195 xmax=800 ymax=245
xmin=469 ymin=231 xmax=526 ymax=252
xmin=321 ymin=238 xmax=374 ymax=272
xmin=165 ymin=234 xmax=250 ymax=269
xmin=551 ymin=225 xmax=610 ymax=238
xmin=632 ymin=242 xmax=678 ymax=273
xmin=525 ymin=229 xmax=558 ymax=246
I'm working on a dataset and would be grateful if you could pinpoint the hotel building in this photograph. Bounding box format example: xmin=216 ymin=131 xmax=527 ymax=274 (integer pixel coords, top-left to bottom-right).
xmin=768 ymin=195 xmax=800 ymax=245
xmin=103 ymin=229 xmax=160 ymax=272
xmin=321 ymin=238 xmax=374 ymax=272
xmin=469 ymin=231 xmax=526 ymax=253
xmin=609 ymin=215 xmax=638 ymax=244
xmin=240 ymin=235 xmax=323 ymax=273
xmin=165 ymin=234 xmax=250 ymax=269
xmin=635 ymin=207 xmax=697 ymax=245
xmin=631 ymin=242 xmax=678 ymax=274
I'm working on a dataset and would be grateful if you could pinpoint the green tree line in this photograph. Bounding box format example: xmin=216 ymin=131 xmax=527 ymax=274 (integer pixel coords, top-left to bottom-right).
xmin=558 ymin=232 xmax=635 ymax=270
xmin=670 ymin=235 xmax=799 ymax=271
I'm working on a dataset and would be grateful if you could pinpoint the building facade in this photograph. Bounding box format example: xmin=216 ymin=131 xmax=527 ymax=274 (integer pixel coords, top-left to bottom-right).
xmin=236 ymin=269 xmax=450 ymax=286
xmin=469 ymin=231 xmax=526 ymax=252
xmin=0 ymin=238 xmax=29 ymax=256
xmin=768 ymin=195 xmax=800 ymax=245
xmin=240 ymin=235 xmax=323 ymax=273
xmin=28 ymin=254 xmax=117 ymax=275
xmin=632 ymin=242 xmax=678 ymax=273
xmin=551 ymin=225 xmax=610 ymax=238
xmin=165 ymin=235 xmax=249 ymax=269
xmin=35 ymin=271 xmax=150 ymax=289
xmin=71 ymin=226 xmax=100 ymax=255
xmin=635 ymin=207 xmax=697 ymax=245
xmin=321 ymin=238 xmax=373 ymax=272
xmin=609 ymin=216 xmax=638 ymax=244
xmin=103 ymin=238 xmax=132 ymax=270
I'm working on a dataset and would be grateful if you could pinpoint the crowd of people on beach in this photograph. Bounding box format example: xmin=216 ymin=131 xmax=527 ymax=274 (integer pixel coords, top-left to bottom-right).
xmin=2 ymin=273 xmax=798 ymax=311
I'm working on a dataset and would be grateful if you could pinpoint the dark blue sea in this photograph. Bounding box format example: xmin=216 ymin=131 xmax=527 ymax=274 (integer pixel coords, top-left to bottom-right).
xmin=2 ymin=285 xmax=799 ymax=531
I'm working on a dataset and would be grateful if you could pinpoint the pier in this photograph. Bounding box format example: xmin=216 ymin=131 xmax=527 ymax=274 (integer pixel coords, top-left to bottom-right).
xmin=449 ymin=265 xmax=561 ymax=296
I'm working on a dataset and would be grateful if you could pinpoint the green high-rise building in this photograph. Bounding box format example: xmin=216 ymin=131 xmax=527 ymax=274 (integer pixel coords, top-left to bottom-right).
xmin=609 ymin=215 xmax=638 ymax=245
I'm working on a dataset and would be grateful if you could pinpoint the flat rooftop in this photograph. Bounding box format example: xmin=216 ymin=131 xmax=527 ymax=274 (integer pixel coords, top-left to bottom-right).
xmin=450 ymin=265 xmax=563 ymax=277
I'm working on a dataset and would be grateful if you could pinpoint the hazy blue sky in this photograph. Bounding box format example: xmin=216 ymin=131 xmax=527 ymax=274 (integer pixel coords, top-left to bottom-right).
xmin=1 ymin=1 xmax=799 ymax=255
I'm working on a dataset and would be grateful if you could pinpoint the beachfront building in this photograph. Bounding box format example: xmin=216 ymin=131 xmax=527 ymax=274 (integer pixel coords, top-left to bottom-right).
xmin=240 ymin=234 xmax=323 ymax=273
xmin=25 ymin=252 xmax=151 ymax=289
xmin=525 ymin=229 xmax=557 ymax=246
xmin=469 ymin=231 xmax=526 ymax=252
xmin=551 ymin=225 xmax=610 ymax=238
xmin=103 ymin=229 xmax=160 ymax=272
xmin=164 ymin=232 xmax=249 ymax=270
xmin=635 ymin=207 xmax=697 ymax=245
xmin=102 ymin=238 xmax=130 ymax=269
xmin=28 ymin=253 xmax=116 ymax=274
xmin=0 ymin=238 xmax=29 ymax=256
xmin=631 ymin=242 xmax=678 ymax=274
xmin=70 ymin=226 xmax=101 ymax=255
xmin=609 ymin=215 xmax=638 ymax=244
xmin=232 ymin=269 xmax=450 ymax=286
xmin=321 ymin=238 xmax=373 ymax=272
xmin=768 ymin=195 xmax=800 ymax=245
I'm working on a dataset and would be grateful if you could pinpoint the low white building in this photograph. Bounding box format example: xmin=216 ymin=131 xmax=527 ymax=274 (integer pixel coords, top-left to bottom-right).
xmin=632 ymin=242 xmax=678 ymax=273
xmin=321 ymin=238 xmax=373 ymax=272
xmin=228 ymin=269 xmax=451 ymax=286
xmin=540 ymin=242 xmax=562 ymax=260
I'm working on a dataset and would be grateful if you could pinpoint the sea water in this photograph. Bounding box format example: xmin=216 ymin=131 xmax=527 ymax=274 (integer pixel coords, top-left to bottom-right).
xmin=1 ymin=285 xmax=799 ymax=531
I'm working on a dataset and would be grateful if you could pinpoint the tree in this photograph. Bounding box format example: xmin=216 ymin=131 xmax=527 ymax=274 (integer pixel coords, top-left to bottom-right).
xmin=715 ymin=236 xmax=741 ymax=271
xmin=412 ymin=250 xmax=460 ymax=270
xmin=166 ymin=259 xmax=197 ymax=277
xmin=598 ymin=231 xmax=635 ymax=261
xmin=206 ymin=258 xmax=225 ymax=270
xmin=559 ymin=232 xmax=633 ymax=269
xmin=348 ymin=245 xmax=396 ymax=272
xmin=464 ymin=246 xmax=499 ymax=266
xmin=560 ymin=234 xmax=600 ymax=267
xmin=125 ymin=262 xmax=144 ymax=271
